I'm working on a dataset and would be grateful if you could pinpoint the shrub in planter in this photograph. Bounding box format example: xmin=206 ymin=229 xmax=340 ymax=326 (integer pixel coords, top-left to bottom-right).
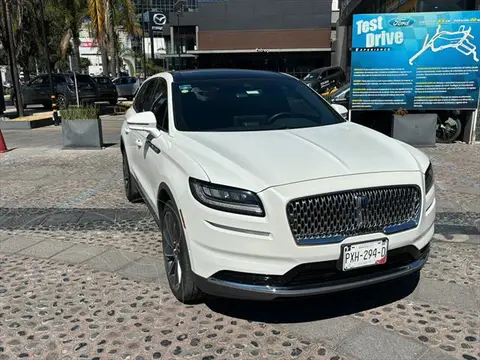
xmin=60 ymin=106 xmax=104 ymax=149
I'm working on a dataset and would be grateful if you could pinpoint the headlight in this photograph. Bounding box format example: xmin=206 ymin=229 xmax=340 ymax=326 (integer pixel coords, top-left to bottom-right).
xmin=189 ymin=178 xmax=265 ymax=217
xmin=425 ymin=163 xmax=434 ymax=193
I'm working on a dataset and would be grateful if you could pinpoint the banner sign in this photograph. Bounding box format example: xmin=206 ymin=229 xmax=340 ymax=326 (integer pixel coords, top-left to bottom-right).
xmin=350 ymin=11 xmax=480 ymax=110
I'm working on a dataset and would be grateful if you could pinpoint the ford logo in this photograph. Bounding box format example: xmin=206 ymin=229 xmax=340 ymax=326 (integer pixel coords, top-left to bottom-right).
xmin=389 ymin=18 xmax=415 ymax=27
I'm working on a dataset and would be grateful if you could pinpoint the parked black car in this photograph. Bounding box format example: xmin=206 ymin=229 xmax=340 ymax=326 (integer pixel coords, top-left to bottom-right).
xmin=11 ymin=73 xmax=101 ymax=110
xmin=330 ymin=82 xmax=350 ymax=109
xmin=302 ymin=66 xmax=346 ymax=94
xmin=92 ymin=76 xmax=118 ymax=105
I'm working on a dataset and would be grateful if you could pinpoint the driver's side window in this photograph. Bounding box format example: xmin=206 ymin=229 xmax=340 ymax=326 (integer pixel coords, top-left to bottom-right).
xmin=29 ymin=77 xmax=44 ymax=86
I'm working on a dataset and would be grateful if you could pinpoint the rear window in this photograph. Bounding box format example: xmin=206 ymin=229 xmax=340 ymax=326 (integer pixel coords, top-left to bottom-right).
xmin=69 ymin=75 xmax=95 ymax=84
xmin=93 ymin=77 xmax=112 ymax=84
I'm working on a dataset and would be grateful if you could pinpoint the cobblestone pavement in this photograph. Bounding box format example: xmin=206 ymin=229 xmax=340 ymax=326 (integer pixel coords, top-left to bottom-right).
xmin=0 ymin=143 xmax=479 ymax=360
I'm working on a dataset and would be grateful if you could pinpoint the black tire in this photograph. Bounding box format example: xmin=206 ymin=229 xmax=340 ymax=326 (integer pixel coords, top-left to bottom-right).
xmin=57 ymin=94 xmax=68 ymax=110
xmin=122 ymin=150 xmax=142 ymax=202
xmin=12 ymin=95 xmax=27 ymax=110
xmin=436 ymin=117 xmax=462 ymax=143
xmin=161 ymin=199 xmax=204 ymax=304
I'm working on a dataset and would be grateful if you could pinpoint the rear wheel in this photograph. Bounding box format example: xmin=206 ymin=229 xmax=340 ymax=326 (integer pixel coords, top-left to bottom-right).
xmin=436 ymin=117 xmax=462 ymax=143
xmin=57 ymin=94 xmax=67 ymax=110
xmin=161 ymin=199 xmax=204 ymax=304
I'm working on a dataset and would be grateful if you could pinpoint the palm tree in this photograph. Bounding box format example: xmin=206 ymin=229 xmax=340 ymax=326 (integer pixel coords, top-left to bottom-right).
xmin=52 ymin=0 xmax=88 ymax=72
xmin=88 ymin=0 xmax=109 ymax=75
xmin=107 ymin=0 xmax=141 ymax=77
xmin=88 ymin=0 xmax=140 ymax=77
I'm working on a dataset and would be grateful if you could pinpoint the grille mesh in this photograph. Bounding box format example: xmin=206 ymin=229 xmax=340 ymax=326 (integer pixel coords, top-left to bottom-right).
xmin=287 ymin=186 xmax=421 ymax=244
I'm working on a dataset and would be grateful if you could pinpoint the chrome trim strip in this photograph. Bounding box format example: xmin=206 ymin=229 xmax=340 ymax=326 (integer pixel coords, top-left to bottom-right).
xmin=201 ymin=250 xmax=429 ymax=300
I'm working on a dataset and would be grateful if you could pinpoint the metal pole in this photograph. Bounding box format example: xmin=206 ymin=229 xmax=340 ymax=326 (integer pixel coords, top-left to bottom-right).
xmin=69 ymin=56 xmax=80 ymax=107
xmin=140 ymin=0 xmax=148 ymax=77
xmin=39 ymin=0 xmax=60 ymax=124
xmin=1 ymin=0 xmax=24 ymax=117
xmin=177 ymin=12 xmax=181 ymax=70
xmin=149 ymin=12 xmax=155 ymax=62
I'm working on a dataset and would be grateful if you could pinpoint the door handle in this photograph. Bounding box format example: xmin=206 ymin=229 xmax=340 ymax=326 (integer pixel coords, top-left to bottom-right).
xmin=136 ymin=139 xmax=143 ymax=147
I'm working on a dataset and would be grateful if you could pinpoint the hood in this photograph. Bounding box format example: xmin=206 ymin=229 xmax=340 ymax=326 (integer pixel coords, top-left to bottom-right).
xmin=175 ymin=122 xmax=422 ymax=193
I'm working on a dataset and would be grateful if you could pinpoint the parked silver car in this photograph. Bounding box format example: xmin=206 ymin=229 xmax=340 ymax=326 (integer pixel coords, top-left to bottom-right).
xmin=112 ymin=76 xmax=137 ymax=100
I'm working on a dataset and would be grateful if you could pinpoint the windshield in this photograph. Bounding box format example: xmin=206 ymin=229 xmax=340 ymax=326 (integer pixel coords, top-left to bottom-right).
xmin=303 ymin=71 xmax=320 ymax=81
xmin=172 ymin=78 xmax=344 ymax=132
xmin=332 ymin=83 xmax=350 ymax=99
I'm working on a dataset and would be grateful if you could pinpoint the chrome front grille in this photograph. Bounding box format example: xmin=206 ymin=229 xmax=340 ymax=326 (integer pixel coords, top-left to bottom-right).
xmin=286 ymin=186 xmax=421 ymax=245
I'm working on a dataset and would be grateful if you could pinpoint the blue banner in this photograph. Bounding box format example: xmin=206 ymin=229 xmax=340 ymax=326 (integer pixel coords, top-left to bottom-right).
xmin=350 ymin=11 xmax=480 ymax=110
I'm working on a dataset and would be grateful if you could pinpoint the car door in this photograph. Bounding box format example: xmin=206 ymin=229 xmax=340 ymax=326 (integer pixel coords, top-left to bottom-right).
xmin=134 ymin=77 xmax=169 ymax=205
xmin=132 ymin=77 xmax=168 ymax=205
xmin=23 ymin=76 xmax=45 ymax=104
xmin=125 ymin=78 xmax=160 ymax=189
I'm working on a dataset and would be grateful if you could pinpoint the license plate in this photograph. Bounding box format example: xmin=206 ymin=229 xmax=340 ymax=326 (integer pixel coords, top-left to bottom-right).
xmin=342 ymin=239 xmax=388 ymax=271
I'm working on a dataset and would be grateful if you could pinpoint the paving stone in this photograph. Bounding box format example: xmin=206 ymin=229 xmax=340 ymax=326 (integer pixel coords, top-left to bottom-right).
xmin=42 ymin=210 xmax=85 ymax=226
xmin=411 ymin=278 xmax=478 ymax=312
xmin=0 ymin=235 xmax=44 ymax=254
xmin=281 ymin=316 xmax=362 ymax=348
xmin=50 ymin=243 xmax=109 ymax=263
xmin=338 ymin=324 xmax=427 ymax=360
xmin=117 ymin=255 xmax=165 ymax=282
xmin=77 ymin=209 xmax=117 ymax=224
xmin=0 ymin=212 xmax=49 ymax=228
xmin=17 ymin=239 xmax=75 ymax=258
xmin=84 ymin=248 xmax=144 ymax=272
xmin=418 ymin=348 xmax=460 ymax=360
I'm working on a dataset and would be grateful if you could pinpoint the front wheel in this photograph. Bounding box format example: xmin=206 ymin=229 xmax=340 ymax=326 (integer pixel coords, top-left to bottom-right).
xmin=161 ymin=199 xmax=204 ymax=304
xmin=122 ymin=151 xmax=142 ymax=202
xmin=436 ymin=117 xmax=461 ymax=143
xmin=12 ymin=95 xmax=27 ymax=110
xmin=56 ymin=94 xmax=68 ymax=110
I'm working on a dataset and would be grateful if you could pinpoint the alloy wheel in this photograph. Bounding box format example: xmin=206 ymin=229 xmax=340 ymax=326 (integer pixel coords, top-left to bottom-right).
xmin=162 ymin=210 xmax=182 ymax=291
xmin=57 ymin=95 xmax=67 ymax=110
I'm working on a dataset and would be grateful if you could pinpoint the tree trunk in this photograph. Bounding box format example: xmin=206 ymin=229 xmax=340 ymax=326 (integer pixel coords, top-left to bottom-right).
xmin=72 ymin=37 xmax=81 ymax=73
xmin=108 ymin=27 xmax=117 ymax=78
xmin=2 ymin=0 xmax=24 ymax=116
xmin=101 ymin=43 xmax=109 ymax=76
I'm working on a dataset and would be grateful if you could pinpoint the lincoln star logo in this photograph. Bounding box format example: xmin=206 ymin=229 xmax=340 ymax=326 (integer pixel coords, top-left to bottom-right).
xmin=354 ymin=195 xmax=369 ymax=226
xmin=389 ymin=18 xmax=415 ymax=27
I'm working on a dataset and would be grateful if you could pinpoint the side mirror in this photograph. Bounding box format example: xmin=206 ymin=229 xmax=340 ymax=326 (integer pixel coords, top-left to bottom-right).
xmin=330 ymin=104 xmax=349 ymax=120
xmin=126 ymin=111 xmax=161 ymax=137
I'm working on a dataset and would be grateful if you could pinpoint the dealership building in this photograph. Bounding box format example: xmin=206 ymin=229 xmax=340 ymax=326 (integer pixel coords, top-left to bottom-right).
xmin=134 ymin=0 xmax=336 ymax=77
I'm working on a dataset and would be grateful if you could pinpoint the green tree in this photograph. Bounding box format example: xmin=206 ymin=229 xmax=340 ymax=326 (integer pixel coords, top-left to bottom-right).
xmin=50 ymin=0 xmax=88 ymax=72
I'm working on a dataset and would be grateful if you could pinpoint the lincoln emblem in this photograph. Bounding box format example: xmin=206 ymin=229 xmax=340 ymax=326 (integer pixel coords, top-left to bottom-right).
xmin=355 ymin=195 xmax=369 ymax=226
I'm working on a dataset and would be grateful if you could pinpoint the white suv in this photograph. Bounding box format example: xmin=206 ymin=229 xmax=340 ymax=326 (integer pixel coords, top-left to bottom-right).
xmin=121 ymin=69 xmax=435 ymax=303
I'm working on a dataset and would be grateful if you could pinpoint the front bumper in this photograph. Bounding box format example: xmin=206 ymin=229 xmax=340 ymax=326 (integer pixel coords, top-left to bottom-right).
xmin=194 ymin=239 xmax=430 ymax=301
xmin=180 ymin=172 xmax=436 ymax=299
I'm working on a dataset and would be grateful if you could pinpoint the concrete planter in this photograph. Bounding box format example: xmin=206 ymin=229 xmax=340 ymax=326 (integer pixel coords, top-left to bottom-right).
xmin=62 ymin=118 xmax=104 ymax=149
